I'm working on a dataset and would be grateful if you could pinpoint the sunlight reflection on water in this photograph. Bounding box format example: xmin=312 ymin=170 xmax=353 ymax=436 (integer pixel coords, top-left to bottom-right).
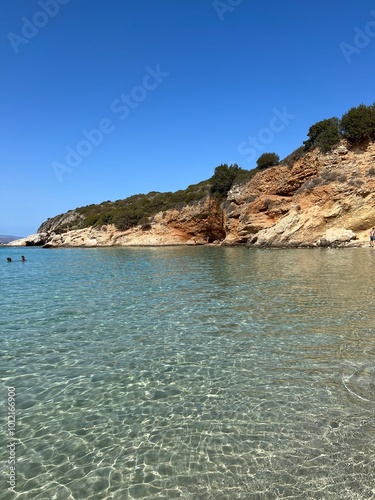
xmin=1 ymin=246 xmax=375 ymax=499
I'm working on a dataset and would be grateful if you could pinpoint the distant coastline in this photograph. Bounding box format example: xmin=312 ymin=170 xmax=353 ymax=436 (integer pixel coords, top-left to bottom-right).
xmin=0 ymin=235 xmax=23 ymax=245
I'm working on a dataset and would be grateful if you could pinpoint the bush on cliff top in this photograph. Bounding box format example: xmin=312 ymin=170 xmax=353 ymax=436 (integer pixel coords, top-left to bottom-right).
xmin=304 ymin=103 xmax=375 ymax=152
xmin=304 ymin=117 xmax=341 ymax=153
xmin=340 ymin=103 xmax=375 ymax=142
xmin=209 ymin=164 xmax=253 ymax=198
xmin=256 ymin=152 xmax=280 ymax=169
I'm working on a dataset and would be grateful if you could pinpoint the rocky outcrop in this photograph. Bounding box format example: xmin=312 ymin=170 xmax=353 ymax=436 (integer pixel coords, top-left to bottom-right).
xmin=318 ymin=228 xmax=357 ymax=248
xmin=229 ymin=140 xmax=375 ymax=247
xmin=9 ymin=140 xmax=375 ymax=248
xmin=37 ymin=210 xmax=83 ymax=234
xmin=7 ymin=233 xmax=49 ymax=247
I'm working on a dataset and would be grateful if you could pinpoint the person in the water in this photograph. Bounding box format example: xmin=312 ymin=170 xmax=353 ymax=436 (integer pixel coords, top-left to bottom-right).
xmin=21 ymin=256 xmax=26 ymax=262
xmin=7 ymin=257 xmax=12 ymax=262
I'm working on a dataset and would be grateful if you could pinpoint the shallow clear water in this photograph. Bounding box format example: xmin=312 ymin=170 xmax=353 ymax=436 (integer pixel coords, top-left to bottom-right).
xmin=1 ymin=246 xmax=375 ymax=499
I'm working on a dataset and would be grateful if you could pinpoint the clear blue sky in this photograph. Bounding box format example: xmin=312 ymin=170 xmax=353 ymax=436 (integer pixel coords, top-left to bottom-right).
xmin=1 ymin=0 xmax=375 ymax=236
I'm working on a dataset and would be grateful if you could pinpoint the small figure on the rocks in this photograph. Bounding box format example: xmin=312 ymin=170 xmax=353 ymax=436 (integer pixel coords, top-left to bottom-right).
xmin=370 ymin=228 xmax=375 ymax=248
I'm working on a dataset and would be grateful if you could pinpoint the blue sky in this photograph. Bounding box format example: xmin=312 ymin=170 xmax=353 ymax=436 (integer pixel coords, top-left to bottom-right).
xmin=1 ymin=0 xmax=375 ymax=236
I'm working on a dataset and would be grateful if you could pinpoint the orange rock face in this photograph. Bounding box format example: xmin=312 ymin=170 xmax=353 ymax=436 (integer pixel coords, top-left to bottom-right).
xmin=224 ymin=140 xmax=375 ymax=247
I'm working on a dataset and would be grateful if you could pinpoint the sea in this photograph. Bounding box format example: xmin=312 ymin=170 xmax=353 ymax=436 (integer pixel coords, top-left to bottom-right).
xmin=1 ymin=246 xmax=375 ymax=499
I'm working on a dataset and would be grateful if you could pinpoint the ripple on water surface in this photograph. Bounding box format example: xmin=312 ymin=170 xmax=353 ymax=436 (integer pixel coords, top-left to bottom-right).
xmin=2 ymin=246 xmax=375 ymax=499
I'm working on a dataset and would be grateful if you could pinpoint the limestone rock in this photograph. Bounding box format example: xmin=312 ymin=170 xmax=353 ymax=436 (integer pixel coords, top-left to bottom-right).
xmin=318 ymin=228 xmax=357 ymax=247
xmin=7 ymin=233 xmax=48 ymax=246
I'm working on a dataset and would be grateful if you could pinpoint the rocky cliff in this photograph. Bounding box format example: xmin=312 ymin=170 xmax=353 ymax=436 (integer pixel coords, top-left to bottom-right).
xmin=9 ymin=140 xmax=375 ymax=248
xmin=224 ymin=140 xmax=375 ymax=247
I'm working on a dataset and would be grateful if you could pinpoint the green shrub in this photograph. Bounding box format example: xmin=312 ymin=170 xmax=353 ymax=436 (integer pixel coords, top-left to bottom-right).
xmin=209 ymin=164 xmax=251 ymax=198
xmin=304 ymin=117 xmax=340 ymax=153
xmin=97 ymin=213 xmax=114 ymax=226
xmin=256 ymin=152 xmax=279 ymax=169
xmin=83 ymin=213 xmax=101 ymax=228
xmin=340 ymin=104 xmax=375 ymax=142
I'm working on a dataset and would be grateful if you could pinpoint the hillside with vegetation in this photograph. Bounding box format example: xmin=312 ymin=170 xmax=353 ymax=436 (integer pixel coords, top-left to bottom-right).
xmin=38 ymin=165 xmax=259 ymax=234
xmin=8 ymin=102 xmax=374 ymax=248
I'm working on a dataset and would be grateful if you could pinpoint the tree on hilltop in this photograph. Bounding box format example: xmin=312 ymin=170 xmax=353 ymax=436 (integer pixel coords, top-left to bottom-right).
xmin=210 ymin=164 xmax=252 ymax=198
xmin=303 ymin=117 xmax=340 ymax=153
xmin=256 ymin=152 xmax=279 ymax=169
xmin=340 ymin=103 xmax=375 ymax=143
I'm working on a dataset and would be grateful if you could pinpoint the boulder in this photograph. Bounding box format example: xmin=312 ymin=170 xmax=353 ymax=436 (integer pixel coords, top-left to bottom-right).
xmin=7 ymin=233 xmax=48 ymax=246
xmin=318 ymin=228 xmax=357 ymax=247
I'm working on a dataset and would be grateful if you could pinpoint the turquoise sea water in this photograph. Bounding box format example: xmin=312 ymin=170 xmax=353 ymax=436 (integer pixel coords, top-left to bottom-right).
xmin=1 ymin=246 xmax=375 ymax=499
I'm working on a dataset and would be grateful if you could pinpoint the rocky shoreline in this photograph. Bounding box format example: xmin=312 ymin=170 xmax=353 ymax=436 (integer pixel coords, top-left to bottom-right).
xmin=6 ymin=227 xmax=367 ymax=250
